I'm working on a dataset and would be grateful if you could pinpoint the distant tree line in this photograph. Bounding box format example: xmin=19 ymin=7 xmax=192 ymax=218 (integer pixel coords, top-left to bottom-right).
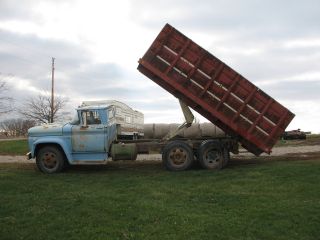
xmin=0 ymin=119 xmax=36 ymax=137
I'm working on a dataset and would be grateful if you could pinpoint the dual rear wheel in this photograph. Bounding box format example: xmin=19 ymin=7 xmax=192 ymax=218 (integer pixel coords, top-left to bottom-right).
xmin=162 ymin=140 xmax=230 ymax=171
xmin=197 ymin=140 xmax=230 ymax=170
xmin=162 ymin=141 xmax=194 ymax=171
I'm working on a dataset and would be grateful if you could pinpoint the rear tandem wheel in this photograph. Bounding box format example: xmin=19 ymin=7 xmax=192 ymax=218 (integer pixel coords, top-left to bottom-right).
xmin=197 ymin=140 xmax=229 ymax=170
xmin=162 ymin=141 xmax=194 ymax=171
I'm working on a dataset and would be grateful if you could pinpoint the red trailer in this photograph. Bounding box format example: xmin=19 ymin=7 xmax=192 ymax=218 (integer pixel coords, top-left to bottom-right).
xmin=138 ymin=24 xmax=294 ymax=156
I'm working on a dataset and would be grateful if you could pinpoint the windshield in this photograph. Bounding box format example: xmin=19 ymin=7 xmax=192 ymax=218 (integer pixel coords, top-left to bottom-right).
xmin=69 ymin=111 xmax=80 ymax=125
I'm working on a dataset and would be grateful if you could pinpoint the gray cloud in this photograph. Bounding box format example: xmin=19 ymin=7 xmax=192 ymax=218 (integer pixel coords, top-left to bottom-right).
xmin=263 ymin=80 xmax=320 ymax=101
xmin=67 ymin=63 xmax=123 ymax=85
xmin=0 ymin=0 xmax=76 ymax=22
xmin=131 ymin=0 xmax=320 ymax=38
xmin=0 ymin=29 xmax=90 ymax=89
xmin=1 ymin=0 xmax=320 ymax=132
xmin=0 ymin=28 xmax=130 ymax=96
xmin=130 ymin=0 xmax=320 ymax=107
xmin=0 ymin=0 xmax=39 ymax=21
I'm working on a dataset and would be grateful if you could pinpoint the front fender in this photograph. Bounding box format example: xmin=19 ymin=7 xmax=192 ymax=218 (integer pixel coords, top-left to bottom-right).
xmin=31 ymin=137 xmax=72 ymax=163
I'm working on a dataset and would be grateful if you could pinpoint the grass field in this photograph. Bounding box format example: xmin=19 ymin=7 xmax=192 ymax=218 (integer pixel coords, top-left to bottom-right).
xmin=0 ymin=139 xmax=28 ymax=155
xmin=1 ymin=159 xmax=320 ymax=240
xmin=275 ymin=134 xmax=320 ymax=147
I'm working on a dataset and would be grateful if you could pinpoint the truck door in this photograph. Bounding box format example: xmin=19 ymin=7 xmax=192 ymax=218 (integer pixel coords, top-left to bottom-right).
xmin=71 ymin=110 xmax=106 ymax=152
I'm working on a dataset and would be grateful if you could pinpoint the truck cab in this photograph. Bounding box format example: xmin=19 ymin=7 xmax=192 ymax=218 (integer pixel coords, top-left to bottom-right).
xmin=27 ymin=105 xmax=118 ymax=173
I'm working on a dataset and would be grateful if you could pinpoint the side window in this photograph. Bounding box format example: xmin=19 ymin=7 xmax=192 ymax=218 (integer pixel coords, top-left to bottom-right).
xmin=82 ymin=110 xmax=101 ymax=125
xmin=125 ymin=116 xmax=131 ymax=123
xmin=108 ymin=109 xmax=114 ymax=119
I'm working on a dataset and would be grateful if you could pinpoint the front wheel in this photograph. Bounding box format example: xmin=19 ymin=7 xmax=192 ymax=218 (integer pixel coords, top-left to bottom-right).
xmin=162 ymin=141 xmax=194 ymax=171
xmin=36 ymin=145 xmax=65 ymax=173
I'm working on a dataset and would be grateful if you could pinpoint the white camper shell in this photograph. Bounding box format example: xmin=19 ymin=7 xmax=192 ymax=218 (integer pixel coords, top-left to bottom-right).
xmin=81 ymin=100 xmax=144 ymax=139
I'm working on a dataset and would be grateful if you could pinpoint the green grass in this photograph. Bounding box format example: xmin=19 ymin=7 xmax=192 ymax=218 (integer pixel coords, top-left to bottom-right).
xmin=307 ymin=134 xmax=320 ymax=139
xmin=0 ymin=139 xmax=28 ymax=155
xmin=1 ymin=159 xmax=320 ymax=240
xmin=275 ymin=134 xmax=320 ymax=147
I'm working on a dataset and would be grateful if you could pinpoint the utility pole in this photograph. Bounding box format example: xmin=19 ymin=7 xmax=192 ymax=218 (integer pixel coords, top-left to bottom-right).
xmin=50 ymin=57 xmax=55 ymax=123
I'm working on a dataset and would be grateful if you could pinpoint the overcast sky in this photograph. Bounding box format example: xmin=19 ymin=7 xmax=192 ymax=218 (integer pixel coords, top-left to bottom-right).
xmin=0 ymin=0 xmax=319 ymax=133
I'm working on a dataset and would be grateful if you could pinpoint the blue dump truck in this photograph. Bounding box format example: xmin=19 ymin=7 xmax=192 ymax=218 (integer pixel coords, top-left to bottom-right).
xmin=27 ymin=101 xmax=238 ymax=173
xmin=27 ymin=24 xmax=294 ymax=173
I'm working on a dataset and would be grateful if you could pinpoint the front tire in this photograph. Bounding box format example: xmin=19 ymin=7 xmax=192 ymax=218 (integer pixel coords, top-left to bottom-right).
xmin=36 ymin=145 xmax=65 ymax=173
xmin=162 ymin=141 xmax=194 ymax=171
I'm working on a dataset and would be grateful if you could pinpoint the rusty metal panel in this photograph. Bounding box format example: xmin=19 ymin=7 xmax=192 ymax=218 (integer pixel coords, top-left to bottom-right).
xmin=138 ymin=23 xmax=295 ymax=155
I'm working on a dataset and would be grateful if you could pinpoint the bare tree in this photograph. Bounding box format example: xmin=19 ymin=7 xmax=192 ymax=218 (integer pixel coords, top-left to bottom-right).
xmin=0 ymin=79 xmax=14 ymax=115
xmin=0 ymin=118 xmax=36 ymax=137
xmin=19 ymin=93 xmax=68 ymax=124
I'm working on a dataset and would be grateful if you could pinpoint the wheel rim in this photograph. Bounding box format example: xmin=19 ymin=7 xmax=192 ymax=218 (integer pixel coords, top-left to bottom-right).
xmin=203 ymin=149 xmax=220 ymax=168
xmin=169 ymin=147 xmax=188 ymax=166
xmin=41 ymin=151 xmax=58 ymax=170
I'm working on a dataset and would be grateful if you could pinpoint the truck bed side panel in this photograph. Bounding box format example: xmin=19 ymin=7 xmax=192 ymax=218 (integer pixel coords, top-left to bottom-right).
xmin=138 ymin=24 xmax=295 ymax=155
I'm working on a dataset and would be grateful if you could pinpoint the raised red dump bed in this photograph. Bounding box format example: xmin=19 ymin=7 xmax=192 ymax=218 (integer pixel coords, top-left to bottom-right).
xmin=138 ymin=24 xmax=295 ymax=155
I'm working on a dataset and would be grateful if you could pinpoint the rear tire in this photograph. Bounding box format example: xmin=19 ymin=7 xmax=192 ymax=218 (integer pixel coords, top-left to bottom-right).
xmin=162 ymin=141 xmax=194 ymax=171
xmin=222 ymin=148 xmax=230 ymax=168
xmin=198 ymin=140 xmax=223 ymax=170
xmin=36 ymin=145 xmax=65 ymax=174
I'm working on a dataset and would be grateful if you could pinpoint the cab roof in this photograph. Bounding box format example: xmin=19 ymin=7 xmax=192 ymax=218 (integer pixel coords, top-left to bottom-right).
xmin=76 ymin=105 xmax=110 ymax=111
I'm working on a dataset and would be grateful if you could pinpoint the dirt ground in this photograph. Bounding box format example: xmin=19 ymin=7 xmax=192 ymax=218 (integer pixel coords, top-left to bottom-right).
xmin=0 ymin=144 xmax=319 ymax=164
